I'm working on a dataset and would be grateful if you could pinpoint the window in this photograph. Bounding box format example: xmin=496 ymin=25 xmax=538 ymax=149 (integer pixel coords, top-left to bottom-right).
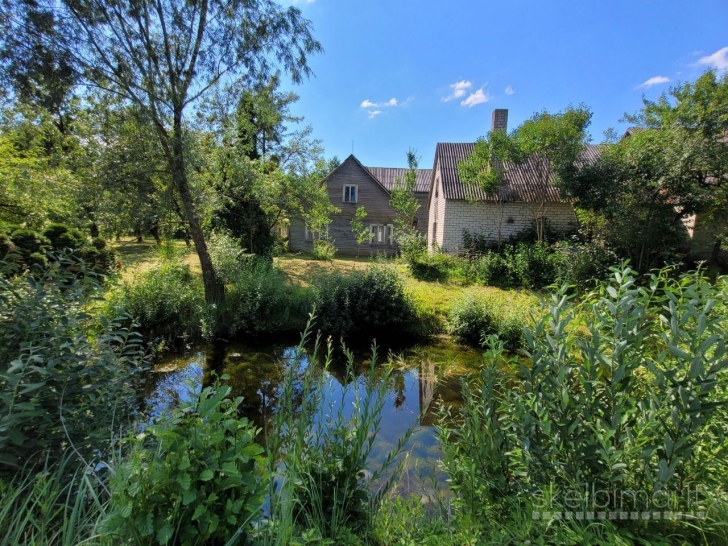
xmin=343 ymin=184 xmax=358 ymax=203
xmin=370 ymin=223 xmax=394 ymax=245
xmin=432 ymin=222 xmax=437 ymax=241
xmin=305 ymin=225 xmax=328 ymax=242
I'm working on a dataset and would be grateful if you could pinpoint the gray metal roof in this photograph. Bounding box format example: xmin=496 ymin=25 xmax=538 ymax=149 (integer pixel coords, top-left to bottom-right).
xmin=365 ymin=167 xmax=432 ymax=193
xmin=433 ymin=142 xmax=602 ymax=202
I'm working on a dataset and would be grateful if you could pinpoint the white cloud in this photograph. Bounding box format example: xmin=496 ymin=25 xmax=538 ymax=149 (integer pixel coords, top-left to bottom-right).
xmin=697 ymin=46 xmax=728 ymax=71
xmin=442 ymin=80 xmax=472 ymax=102
xmin=504 ymin=85 xmax=514 ymax=95
xmin=461 ymin=88 xmax=492 ymax=108
xmin=368 ymin=110 xmax=382 ymax=119
xmin=361 ymin=97 xmax=401 ymax=108
xmin=635 ymin=76 xmax=671 ymax=89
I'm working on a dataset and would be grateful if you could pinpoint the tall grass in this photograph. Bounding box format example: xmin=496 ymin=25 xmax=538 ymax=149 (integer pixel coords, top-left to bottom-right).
xmin=0 ymin=453 xmax=108 ymax=546
xmin=258 ymin=314 xmax=418 ymax=544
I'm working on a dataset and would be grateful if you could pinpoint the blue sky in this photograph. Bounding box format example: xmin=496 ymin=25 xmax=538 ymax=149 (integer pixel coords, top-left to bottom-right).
xmin=279 ymin=0 xmax=728 ymax=168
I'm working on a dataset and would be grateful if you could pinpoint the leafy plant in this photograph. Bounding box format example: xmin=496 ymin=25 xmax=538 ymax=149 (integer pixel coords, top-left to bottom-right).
xmin=103 ymin=376 xmax=269 ymax=545
xmin=111 ymin=261 xmax=205 ymax=341
xmin=445 ymin=292 xmax=534 ymax=350
xmin=439 ymin=266 xmax=728 ymax=543
xmin=0 ymin=256 xmax=147 ymax=472
xmin=312 ymin=238 xmax=336 ymax=261
xmin=313 ymin=266 xmax=416 ymax=339
xmin=262 ymin=318 xmax=417 ymax=543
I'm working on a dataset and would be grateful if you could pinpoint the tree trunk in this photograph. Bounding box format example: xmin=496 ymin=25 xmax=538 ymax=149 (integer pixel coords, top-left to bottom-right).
xmin=171 ymin=114 xmax=224 ymax=308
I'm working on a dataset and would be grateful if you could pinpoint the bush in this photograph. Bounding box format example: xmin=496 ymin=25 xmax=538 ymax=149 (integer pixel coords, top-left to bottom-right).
xmin=0 ymin=257 xmax=147 ymax=472
xmin=312 ymin=238 xmax=336 ymax=261
xmin=114 ymin=262 xmax=205 ymax=341
xmin=208 ymin=230 xmax=312 ymax=336
xmin=223 ymin=257 xmax=312 ymax=336
xmin=103 ymin=377 xmax=269 ymax=545
xmin=313 ymin=266 xmax=416 ymax=339
xmin=0 ymin=224 xmax=116 ymax=277
xmin=446 ymin=292 xmax=535 ymax=350
xmin=553 ymin=239 xmax=619 ymax=290
xmin=408 ymin=252 xmax=461 ymax=283
xmin=397 ymin=231 xmax=427 ymax=263
xmin=439 ymin=267 xmax=728 ymax=543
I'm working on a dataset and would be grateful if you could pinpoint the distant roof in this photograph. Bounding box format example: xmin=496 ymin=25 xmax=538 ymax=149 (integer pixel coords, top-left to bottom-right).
xmin=365 ymin=167 xmax=432 ymax=193
xmin=433 ymin=142 xmax=602 ymax=202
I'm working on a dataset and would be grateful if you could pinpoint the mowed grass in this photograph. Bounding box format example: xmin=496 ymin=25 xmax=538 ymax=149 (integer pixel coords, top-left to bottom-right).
xmin=111 ymin=238 xmax=201 ymax=281
xmin=110 ymin=239 xmax=539 ymax=320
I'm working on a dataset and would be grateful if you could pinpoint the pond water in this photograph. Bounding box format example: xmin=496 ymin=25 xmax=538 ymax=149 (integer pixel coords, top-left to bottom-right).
xmin=142 ymin=336 xmax=486 ymax=497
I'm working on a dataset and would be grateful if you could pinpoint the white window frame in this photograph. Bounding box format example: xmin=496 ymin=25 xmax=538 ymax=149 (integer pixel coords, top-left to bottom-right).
xmin=369 ymin=223 xmax=394 ymax=245
xmin=342 ymin=184 xmax=358 ymax=203
xmin=305 ymin=225 xmax=328 ymax=242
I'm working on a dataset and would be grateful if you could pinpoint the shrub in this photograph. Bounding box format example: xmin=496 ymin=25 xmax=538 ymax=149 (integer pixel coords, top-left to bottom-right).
xmin=313 ymin=266 xmax=416 ymax=339
xmin=208 ymin=230 xmax=312 ymax=336
xmin=553 ymin=239 xmax=618 ymax=290
xmin=103 ymin=377 xmax=269 ymax=545
xmin=0 ymin=257 xmax=147 ymax=472
xmin=114 ymin=262 xmax=205 ymax=340
xmin=223 ymin=257 xmax=312 ymax=336
xmin=397 ymin=231 xmax=427 ymax=263
xmin=408 ymin=252 xmax=461 ymax=283
xmin=439 ymin=267 xmax=728 ymax=543
xmin=446 ymin=292 xmax=534 ymax=350
xmin=312 ymin=238 xmax=336 ymax=261
xmin=0 ymin=224 xmax=116 ymax=277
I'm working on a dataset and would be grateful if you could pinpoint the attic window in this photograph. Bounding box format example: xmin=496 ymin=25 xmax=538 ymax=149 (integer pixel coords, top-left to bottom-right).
xmin=343 ymin=185 xmax=358 ymax=203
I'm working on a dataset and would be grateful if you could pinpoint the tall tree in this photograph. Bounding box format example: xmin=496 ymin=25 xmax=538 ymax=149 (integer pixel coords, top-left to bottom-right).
xmin=3 ymin=0 xmax=322 ymax=307
xmin=562 ymin=70 xmax=728 ymax=268
xmin=389 ymin=149 xmax=421 ymax=239
xmin=459 ymin=106 xmax=592 ymax=242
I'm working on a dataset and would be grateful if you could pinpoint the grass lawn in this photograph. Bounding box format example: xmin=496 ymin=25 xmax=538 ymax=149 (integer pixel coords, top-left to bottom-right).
xmin=110 ymin=239 xmax=539 ymax=320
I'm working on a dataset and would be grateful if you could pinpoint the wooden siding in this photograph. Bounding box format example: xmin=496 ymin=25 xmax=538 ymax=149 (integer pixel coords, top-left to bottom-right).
xmin=289 ymin=155 xmax=430 ymax=256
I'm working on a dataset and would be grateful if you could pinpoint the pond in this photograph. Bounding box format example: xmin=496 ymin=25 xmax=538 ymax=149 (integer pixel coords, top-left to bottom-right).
xmin=142 ymin=335 xmax=486 ymax=498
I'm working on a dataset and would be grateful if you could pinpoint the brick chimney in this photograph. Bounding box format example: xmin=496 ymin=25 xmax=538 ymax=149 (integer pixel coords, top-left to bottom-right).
xmin=491 ymin=109 xmax=508 ymax=132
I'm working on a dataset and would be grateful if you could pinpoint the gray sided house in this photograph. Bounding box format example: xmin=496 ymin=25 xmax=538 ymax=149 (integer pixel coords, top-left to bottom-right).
xmin=289 ymin=155 xmax=431 ymax=256
xmin=427 ymin=109 xmax=595 ymax=253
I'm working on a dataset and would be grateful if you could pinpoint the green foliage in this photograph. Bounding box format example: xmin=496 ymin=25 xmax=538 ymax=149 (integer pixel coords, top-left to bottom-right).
xmin=439 ymin=267 xmax=728 ymax=543
xmin=0 ymin=257 xmax=147 ymax=471
xmin=407 ymin=251 xmax=461 ymax=283
xmin=312 ymin=266 xmax=416 ymax=339
xmin=349 ymin=206 xmax=370 ymax=256
xmin=0 ymin=453 xmax=108 ymax=546
xmin=389 ymin=149 xmax=421 ymax=239
xmin=553 ymin=239 xmax=618 ymax=290
xmin=563 ymin=70 xmax=728 ymax=270
xmin=262 ymin=322 xmax=416 ymax=544
xmin=103 ymin=376 xmax=269 ymax=545
xmin=459 ymin=105 xmax=592 ymax=241
xmin=445 ymin=292 xmax=535 ymax=350
xmin=396 ymin=231 xmax=427 ymax=264
xmin=311 ymin=238 xmax=336 ymax=261
xmin=0 ymin=223 xmax=116 ymax=276
xmin=112 ymin=262 xmax=205 ymax=341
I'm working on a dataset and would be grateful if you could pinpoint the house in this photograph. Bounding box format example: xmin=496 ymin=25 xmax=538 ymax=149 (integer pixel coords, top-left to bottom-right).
xmin=289 ymin=155 xmax=431 ymax=255
xmin=427 ymin=109 xmax=594 ymax=252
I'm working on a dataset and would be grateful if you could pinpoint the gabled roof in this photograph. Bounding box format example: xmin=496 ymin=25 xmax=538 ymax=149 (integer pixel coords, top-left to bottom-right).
xmin=325 ymin=154 xmax=392 ymax=195
xmin=324 ymin=155 xmax=433 ymax=195
xmin=364 ymin=167 xmax=432 ymax=193
xmin=431 ymin=142 xmax=602 ymax=202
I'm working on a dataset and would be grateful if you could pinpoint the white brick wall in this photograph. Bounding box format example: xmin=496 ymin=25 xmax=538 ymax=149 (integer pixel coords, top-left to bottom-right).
xmin=438 ymin=201 xmax=577 ymax=253
xmin=427 ymin=166 xmax=447 ymax=251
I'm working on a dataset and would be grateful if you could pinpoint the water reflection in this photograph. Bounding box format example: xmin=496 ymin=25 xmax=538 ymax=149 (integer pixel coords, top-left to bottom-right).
xmin=143 ymin=337 xmax=484 ymax=495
